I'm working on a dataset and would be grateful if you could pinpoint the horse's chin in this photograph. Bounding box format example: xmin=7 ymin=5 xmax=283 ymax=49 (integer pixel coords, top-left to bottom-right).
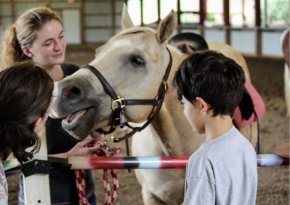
xmin=61 ymin=107 xmax=96 ymax=140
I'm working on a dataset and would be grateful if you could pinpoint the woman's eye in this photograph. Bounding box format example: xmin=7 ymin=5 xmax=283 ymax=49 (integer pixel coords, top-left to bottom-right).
xmin=43 ymin=41 xmax=52 ymax=46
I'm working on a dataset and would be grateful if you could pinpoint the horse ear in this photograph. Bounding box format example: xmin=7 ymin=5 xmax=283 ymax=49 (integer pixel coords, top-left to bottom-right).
xmin=122 ymin=3 xmax=134 ymax=30
xmin=157 ymin=10 xmax=177 ymax=44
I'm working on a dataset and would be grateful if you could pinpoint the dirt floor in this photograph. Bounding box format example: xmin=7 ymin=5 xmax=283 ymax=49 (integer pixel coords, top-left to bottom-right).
xmin=7 ymin=46 xmax=289 ymax=205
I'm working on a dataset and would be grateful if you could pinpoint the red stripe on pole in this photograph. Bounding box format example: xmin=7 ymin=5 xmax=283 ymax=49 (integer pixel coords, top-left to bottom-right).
xmin=159 ymin=156 xmax=188 ymax=168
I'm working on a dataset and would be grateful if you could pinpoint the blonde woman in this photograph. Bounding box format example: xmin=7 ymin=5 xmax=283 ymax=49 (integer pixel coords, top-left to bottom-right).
xmin=0 ymin=7 xmax=98 ymax=205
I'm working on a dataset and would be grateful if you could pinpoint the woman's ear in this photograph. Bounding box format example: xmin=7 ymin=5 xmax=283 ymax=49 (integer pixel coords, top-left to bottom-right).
xmin=195 ymin=97 xmax=209 ymax=113
xmin=21 ymin=46 xmax=33 ymax=58
xmin=33 ymin=117 xmax=44 ymax=134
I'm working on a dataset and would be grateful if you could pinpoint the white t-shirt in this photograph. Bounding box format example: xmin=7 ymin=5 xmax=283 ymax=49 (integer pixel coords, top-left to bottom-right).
xmin=184 ymin=126 xmax=257 ymax=205
xmin=0 ymin=162 xmax=8 ymax=205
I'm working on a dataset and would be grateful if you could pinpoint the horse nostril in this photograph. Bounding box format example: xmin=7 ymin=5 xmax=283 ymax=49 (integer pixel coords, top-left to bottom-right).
xmin=64 ymin=86 xmax=81 ymax=98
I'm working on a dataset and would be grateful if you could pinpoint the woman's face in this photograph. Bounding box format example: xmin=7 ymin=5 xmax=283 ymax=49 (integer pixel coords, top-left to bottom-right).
xmin=28 ymin=20 xmax=66 ymax=68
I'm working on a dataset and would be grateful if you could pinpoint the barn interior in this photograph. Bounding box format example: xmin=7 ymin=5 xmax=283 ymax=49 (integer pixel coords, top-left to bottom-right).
xmin=0 ymin=0 xmax=289 ymax=204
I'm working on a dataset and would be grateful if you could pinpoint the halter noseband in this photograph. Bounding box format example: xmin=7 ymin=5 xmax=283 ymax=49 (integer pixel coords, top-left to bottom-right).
xmin=82 ymin=47 xmax=172 ymax=142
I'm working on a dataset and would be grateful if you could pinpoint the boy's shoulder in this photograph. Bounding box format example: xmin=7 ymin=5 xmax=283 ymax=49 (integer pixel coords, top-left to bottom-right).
xmin=195 ymin=127 xmax=256 ymax=162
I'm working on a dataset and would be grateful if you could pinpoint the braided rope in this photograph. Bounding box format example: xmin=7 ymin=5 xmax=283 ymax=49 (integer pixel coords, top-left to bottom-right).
xmin=75 ymin=169 xmax=89 ymax=205
xmin=75 ymin=140 xmax=121 ymax=205
xmin=102 ymin=169 xmax=120 ymax=205
xmin=98 ymin=141 xmax=120 ymax=205
xmin=111 ymin=170 xmax=119 ymax=203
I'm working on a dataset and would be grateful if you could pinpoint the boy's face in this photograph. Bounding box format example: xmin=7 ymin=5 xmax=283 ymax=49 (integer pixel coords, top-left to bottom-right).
xmin=182 ymin=96 xmax=205 ymax=134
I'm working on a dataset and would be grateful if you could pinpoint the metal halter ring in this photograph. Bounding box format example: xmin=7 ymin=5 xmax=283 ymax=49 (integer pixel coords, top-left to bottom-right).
xmin=111 ymin=97 xmax=125 ymax=111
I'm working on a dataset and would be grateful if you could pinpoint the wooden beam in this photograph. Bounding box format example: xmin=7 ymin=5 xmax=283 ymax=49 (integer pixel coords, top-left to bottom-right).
xmin=111 ymin=0 xmax=116 ymax=35
xmin=157 ymin=0 xmax=161 ymax=23
xmin=199 ymin=0 xmax=206 ymax=25
xmin=223 ymin=0 xmax=231 ymax=45
xmin=177 ymin=0 xmax=181 ymax=33
xmin=80 ymin=0 xmax=85 ymax=44
xmin=140 ymin=0 xmax=144 ymax=26
xmin=255 ymin=0 xmax=262 ymax=56
xmin=223 ymin=0 xmax=230 ymax=25
xmin=11 ymin=0 xmax=15 ymax=22
xmin=255 ymin=0 xmax=261 ymax=26
xmin=199 ymin=0 xmax=206 ymax=35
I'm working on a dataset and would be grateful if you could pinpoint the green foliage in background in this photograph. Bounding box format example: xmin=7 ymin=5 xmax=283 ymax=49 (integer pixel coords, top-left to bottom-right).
xmin=265 ymin=0 xmax=289 ymax=24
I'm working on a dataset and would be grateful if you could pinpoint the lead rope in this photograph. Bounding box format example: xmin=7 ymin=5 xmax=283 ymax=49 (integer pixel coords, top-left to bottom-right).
xmin=98 ymin=141 xmax=121 ymax=205
xmin=75 ymin=169 xmax=89 ymax=205
xmin=75 ymin=140 xmax=121 ymax=205
xmin=103 ymin=169 xmax=119 ymax=205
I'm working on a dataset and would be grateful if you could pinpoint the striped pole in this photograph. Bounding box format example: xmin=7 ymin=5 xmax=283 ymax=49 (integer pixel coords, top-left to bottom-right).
xmin=69 ymin=156 xmax=189 ymax=170
xmin=68 ymin=154 xmax=289 ymax=170
xmin=4 ymin=154 xmax=289 ymax=173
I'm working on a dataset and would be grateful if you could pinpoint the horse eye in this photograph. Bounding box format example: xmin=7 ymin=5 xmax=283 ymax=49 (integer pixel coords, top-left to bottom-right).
xmin=129 ymin=55 xmax=145 ymax=67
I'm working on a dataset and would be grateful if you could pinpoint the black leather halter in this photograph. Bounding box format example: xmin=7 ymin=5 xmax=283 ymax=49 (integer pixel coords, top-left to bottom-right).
xmin=82 ymin=47 xmax=172 ymax=142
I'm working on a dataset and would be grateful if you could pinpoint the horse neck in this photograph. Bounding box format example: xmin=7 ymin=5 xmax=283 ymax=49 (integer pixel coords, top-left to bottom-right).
xmin=149 ymin=48 xmax=188 ymax=155
xmin=151 ymin=105 xmax=184 ymax=156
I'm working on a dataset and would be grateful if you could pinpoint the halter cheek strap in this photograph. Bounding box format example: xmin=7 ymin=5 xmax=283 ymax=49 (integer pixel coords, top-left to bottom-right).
xmin=82 ymin=47 xmax=172 ymax=142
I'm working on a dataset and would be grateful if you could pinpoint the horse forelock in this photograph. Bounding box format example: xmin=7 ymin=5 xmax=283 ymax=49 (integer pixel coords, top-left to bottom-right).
xmin=90 ymin=27 xmax=166 ymax=67
xmin=90 ymin=38 xmax=132 ymax=65
xmin=115 ymin=26 xmax=156 ymax=38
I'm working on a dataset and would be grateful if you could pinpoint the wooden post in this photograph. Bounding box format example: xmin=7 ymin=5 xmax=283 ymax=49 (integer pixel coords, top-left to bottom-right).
xmin=140 ymin=0 xmax=144 ymax=26
xmin=176 ymin=0 xmax=181 ymax=33
xmin=23 ymin=128 xmax=51 ymax=205
xmin=80 ymin=0 xmax=85 ymax=44
xmin=199 ymin=0 xmax=206 ymax=36
xmin=255 ymin=0 xmax=262 ymax=56
xmin=223 ymin=0 xmax=231 ymax=45
xmin=111 ymin=0 xmax=116 ymax=36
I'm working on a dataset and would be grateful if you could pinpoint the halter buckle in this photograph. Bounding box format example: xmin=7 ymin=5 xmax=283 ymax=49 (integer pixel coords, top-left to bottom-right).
xmin=112 ymin=97 xmax=125 ymax=111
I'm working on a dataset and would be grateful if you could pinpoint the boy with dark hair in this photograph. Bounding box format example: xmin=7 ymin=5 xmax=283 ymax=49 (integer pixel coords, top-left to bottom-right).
xmin=173 ymin=50 xmax=257 ymax=205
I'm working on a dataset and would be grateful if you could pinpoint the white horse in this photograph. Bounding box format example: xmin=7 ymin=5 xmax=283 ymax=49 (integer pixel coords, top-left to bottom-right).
xmin=51 ymin=6 xmax=258 ymax=205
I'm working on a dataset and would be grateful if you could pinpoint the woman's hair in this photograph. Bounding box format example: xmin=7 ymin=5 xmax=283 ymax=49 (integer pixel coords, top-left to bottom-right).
xmin=0 ymin=7 xmax=62 ymax=68
xmin=0 ymin=61 xmax=53 ymax=163
xmin=173 ymin=50 xmax=248 ymax=117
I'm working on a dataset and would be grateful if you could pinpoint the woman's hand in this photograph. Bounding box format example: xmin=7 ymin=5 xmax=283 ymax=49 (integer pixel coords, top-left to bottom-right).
xmin=49 ymin=136 xmax=101 ymax=158
xmin=66 ymin=136 xmax=100 ymax=157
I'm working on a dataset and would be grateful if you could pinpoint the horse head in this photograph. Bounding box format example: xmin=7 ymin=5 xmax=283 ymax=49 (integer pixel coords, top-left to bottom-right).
xmin=51 ymin=5 xmax=183 ymax=140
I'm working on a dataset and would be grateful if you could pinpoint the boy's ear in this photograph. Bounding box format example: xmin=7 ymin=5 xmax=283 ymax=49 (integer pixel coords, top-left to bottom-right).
xmin=196 ymin=97 xmax=209 ymax=112
xmin=21 ymin=46 xmax=33 ymax=58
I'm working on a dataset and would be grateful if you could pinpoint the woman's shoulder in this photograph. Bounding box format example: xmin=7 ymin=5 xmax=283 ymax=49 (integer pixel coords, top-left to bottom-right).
xmin=61 ymin=63 xmax=79 ymax=76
